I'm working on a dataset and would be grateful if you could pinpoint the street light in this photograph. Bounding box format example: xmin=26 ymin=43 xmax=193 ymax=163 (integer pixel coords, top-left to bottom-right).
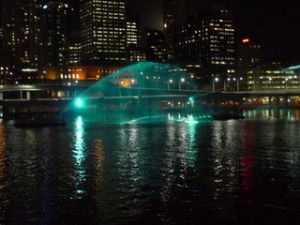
xmin=237 ymin=77 xmax=243 ymax=92
xmin=168 ymin=79 xmax=173 ymax=90
xmin=284 ymin=78 xmax=289 ymax=90
xmin=225 ymin=77 xmax=231 ymax=92
xmin=131 ymin=79 xmax=135 ymax=86
xmin=269 ymin=77 xmax=272 ymax=90
xmin=212 ymin=77 xmax=219 ymax=91
xmin=179 ymin=78 xmax=185 ymax=90
xmin=119 ymin=80 xmax=124 ymax=96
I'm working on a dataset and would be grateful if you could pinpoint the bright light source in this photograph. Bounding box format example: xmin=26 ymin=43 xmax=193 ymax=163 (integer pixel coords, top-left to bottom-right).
xmin=75 ymin=98 xmax=84 ymax=108
xmin=242 ymin=38 xmax=250 ymax=43
xmin=189 ymin=97 xmax=195 ymax=105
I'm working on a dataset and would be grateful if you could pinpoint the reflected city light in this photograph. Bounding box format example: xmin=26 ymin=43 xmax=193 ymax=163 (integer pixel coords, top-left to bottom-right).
xmin=184 ymin=115 xmax=199 ymax=124
xmin=74 ymin=116 xmax=86 ymax=196
xmin=0 ymin=122 xmax=6 ymax=192
xmin=92 ymin=139 xmax=105 ymax=183
xmin=185 ymin=122 xmax=197 ymax=167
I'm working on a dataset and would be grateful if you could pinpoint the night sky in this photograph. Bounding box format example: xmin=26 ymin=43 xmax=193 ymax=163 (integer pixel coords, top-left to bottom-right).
xmin=125 ymin=0 xmax=300 ymax=64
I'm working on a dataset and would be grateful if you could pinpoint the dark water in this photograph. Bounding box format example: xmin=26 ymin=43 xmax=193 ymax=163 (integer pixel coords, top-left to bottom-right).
xmin=1 ymin=109 xmax=300 ymax=225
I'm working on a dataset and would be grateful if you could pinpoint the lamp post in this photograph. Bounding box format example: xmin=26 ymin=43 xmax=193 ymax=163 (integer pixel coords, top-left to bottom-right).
xmin=237 ymin=77 xmax=243 ymax=92
xmin=119 ymin=80 xmax=123 ymax=96
xmin=179 ymin=78 xmax=185 ymax=90
xmin=269 ymin=77 xmax=272 ymax=90
xmin=168 ymin=79 xmax=173 ymax=90
xmin=225 ymin=78 xmax=231 ymax=92
xmin=285 ymin=78 xmax=289 ymax=90
xmin=131 ymin=79 xmax=135 ymax=87
xmin=212 ymin=77 xmax=219 ymax=91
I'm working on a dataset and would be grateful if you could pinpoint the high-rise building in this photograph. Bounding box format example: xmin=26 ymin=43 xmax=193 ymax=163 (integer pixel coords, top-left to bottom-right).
xmin=238 ymin=38 xmax=262 ymax=69
xmin=80 ymin=0 xmax=127 ymax=63
xmin=126 ymin=11 xmax=140 ymax=47
xmin=67 ymin=40 xmax=82 ymax=65
xmin=163 ymin=0 xmax=187 ymax=60
xmin=174 ymin=5 xmax=236 ymax=89
xmin=176 ymin=16 xmax=201 ymax=63
xmin=145 ymin=29 xmax=167 ymax=62
xmin=2 ymin=0 xmax=44 ymax=79
xmin=42 ymin=1 xmax=75 ymax=67
xmin=126 ymin=11 xmax=145 ymax=62
xmin=237 ymin=38 xmax=262 ymax=90
xmin=200 ymin=5 xmax=236 ymax=79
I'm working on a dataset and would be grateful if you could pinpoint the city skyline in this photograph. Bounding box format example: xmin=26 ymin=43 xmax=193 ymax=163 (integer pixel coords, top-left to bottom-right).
xmin=125 ymin=0 xmax=300 ymax=64
xmin=52 ymin=0 xmax=300 ymax=64
xmin=1 ymin=0 xmax=300 ymax=86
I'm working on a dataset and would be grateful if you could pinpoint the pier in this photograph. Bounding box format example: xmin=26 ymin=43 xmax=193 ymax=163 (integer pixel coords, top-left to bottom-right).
xmin=1 ymin=84 xmax=300 ymax=119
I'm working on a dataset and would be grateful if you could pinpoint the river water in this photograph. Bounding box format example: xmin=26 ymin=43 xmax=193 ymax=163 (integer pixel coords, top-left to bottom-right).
xmin=1 ymin=109 xmax=300 ymax=225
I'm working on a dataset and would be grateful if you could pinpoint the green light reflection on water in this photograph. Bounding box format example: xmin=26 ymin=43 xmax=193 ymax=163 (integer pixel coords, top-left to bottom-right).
xmin=73 ymin=116 xmax=86 ymax=197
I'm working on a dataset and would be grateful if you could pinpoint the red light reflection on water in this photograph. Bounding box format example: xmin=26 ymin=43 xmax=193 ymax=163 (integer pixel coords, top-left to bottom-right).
xmin=240 ymin=122 xmax=256 ymax=206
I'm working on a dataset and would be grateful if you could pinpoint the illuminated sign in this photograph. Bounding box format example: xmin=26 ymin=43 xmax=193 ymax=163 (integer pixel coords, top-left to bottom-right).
xmin=242 ymin=38 xmax=250 ymax=43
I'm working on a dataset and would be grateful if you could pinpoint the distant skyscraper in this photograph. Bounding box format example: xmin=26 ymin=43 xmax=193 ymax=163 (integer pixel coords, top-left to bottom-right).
xmin=42 ymin=1 xmax=75 ymax=67
xmin=126 ymin=11 xmax=140 ymax=47
xmin=145 ymin=29 xmax=167 ymax=62
xmin=80 ymin=0 xmax=127 ymax=63
xmin=67 ymin=40 xmax=82 ymax=65
xmin=238 ymin=38 xmax=262 ymax=69
xmin=237 ymin=38 xmax=262 ymax=91
xmin=200 ymin=5 xmax=236 ymax=79
xmin=163 ymin=0 xmax=187 ymax=60
xmin=126 ymin=12 xmax=145 ymax=62
xmin=176 ymin=16 xmax=201 ymax=62
xmin=2 ymin=0 xmax=43 ymax=78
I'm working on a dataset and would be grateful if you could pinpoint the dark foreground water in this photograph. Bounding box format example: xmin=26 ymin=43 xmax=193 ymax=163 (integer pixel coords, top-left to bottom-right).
xmin=1 ymin=109 xmax=300 ymax=225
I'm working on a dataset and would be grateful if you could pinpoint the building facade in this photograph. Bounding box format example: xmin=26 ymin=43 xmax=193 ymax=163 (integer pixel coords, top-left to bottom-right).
xmin=199 ymin=6 xmax=236 ymax=80
xmin=2 ymin=0 xmax=44 ymax=80
xmin=80 ymin=0 xmax=127 ymax=63
xmin=174 ymin=5 xmax=236 ymax=89
xmin=126 ymin=11 xmax=145 ymax=62
xmin=176 ymin=17 xmax=201 ymax=63
xmin=247 ymin=62 xmax=298 ymax=91
xmin=163 ymin=0 xmax=187 ymax=60
xmin=145 ymin=30 xmax=168 ymax=62
xmin=41 ymin=1 xmax=75 ymax=68
xmin=236 ymin=38 xmax=262 ymax=91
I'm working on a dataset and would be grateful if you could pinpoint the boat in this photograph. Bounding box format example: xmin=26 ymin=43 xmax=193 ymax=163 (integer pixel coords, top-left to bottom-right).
xmin=14 ymin=114 xmax=66 ymax=127
xmin=210 ymin=107 xmax=245 ymax=120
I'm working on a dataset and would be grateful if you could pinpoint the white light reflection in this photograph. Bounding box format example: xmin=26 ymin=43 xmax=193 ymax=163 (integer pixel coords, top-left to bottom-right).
xmin=161 ymin=125 xmax=177 ymax=212
xmin=185 ymin=122 xmax=197 ymax=167
xmin=160 ymin=122 xmax=198 ymax=218
xmin=73 ymin=116 xmax=86 ymax=197
xmin=211 ymin=120 xmax=241 ymax=200
xmin=118 ymin=127 xmax=140 ymax=181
